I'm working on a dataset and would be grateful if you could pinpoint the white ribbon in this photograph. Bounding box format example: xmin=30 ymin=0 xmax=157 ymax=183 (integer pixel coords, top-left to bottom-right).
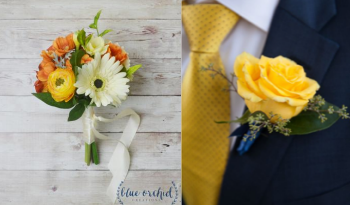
xmin=82 ymin=106 xmax=141 ymax=204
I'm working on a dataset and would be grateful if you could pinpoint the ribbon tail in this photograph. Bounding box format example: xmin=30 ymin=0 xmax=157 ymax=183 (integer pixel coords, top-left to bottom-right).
xmin=92 ymin=108 xmax=140 ymax=204
xmin=106 ymin=143 xmax=130 ymax=204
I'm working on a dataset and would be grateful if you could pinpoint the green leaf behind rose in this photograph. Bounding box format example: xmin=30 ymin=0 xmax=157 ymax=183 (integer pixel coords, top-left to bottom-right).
xmin=215 ymin=101 xmax=341 ymax=136
xmin=287 ymin=101 xmax=340 ymax=135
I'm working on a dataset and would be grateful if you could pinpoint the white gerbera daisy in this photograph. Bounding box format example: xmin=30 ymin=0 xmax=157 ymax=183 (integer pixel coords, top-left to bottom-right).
xmin=74 ymin=52 xmax=130 ymax=107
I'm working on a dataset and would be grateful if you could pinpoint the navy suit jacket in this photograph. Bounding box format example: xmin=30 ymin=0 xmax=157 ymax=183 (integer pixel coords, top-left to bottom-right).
xmin=219 ymin=0 xmax=350 ymax=205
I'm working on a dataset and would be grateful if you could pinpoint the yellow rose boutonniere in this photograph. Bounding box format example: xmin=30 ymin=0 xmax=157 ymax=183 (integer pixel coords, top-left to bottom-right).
xmin=234 ymin=52 xmax=320 ymax=121
xmin=202 ymin=52 xmax=350 ymax=154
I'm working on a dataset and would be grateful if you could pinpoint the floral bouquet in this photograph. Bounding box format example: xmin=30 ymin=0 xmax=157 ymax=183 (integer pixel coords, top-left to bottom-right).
xmin=204 ymin=52 xmax=349 ymax=155
xmin=33 ymin=10 xmax=142 ymax=166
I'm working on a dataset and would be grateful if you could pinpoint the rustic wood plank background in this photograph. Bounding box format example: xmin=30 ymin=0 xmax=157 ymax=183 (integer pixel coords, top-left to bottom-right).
xmin=0 ymin=0 xmax=181 ymax=204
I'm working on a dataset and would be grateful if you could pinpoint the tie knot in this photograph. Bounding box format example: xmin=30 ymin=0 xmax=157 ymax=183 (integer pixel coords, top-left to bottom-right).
xmin=182 ymin=4 xmax=239 ymax=53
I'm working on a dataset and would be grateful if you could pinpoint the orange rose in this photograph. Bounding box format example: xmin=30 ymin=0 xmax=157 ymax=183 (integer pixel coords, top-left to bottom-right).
xmin=107 ymin=43 xmax=128 ymax=65
xmin=53 ymin=33 xmax=75 ymax=56
xmin=81 ymin=54 xmax=93 ymax=64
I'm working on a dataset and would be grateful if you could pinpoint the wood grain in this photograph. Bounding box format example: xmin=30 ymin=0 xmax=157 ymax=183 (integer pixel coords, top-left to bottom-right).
xmin=0 ymin=58 xmax=181 ymax=96
xmin=0 ymin=0 xmax=181 ymax=203
xmin=0 ymin=20 xmax=181 ymax=59
xmin=0 ymin=0 xmax=181 ymax=20
xmin=0 ymin=96 xmax=181 ymax=133
xmin=0 ymin=133 xmax=181 ymax=170
xmin=0 ymin=170 xmax=181 ymax=205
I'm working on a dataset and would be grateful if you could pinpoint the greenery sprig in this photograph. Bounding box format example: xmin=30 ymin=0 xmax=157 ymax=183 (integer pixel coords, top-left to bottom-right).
xmin=303 ymin=95 xmax=350 ymax=122
xmin=244 ymin=112 xmax=291 ymax=141
xmin=200 ymin=63 xmax=237 ymax=92
xmin=89 ymin=10 xmax=112 ymax=37
xmin=75 ymin=10 xmax=112 ymax=50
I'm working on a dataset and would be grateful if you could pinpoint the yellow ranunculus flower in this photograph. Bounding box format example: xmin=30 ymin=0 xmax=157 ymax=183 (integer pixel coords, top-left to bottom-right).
xmin=85 ymin=36 xmax=109 ymax=56
xmin=47 ymin=68 xmax=76 ymax=102
xmin=234 ymin=52 xmax=320 ymax=120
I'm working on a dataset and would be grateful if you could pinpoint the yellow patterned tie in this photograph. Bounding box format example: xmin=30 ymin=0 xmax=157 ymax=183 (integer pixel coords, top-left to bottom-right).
xmin=182 ymin=3 xmax=240 ymax=205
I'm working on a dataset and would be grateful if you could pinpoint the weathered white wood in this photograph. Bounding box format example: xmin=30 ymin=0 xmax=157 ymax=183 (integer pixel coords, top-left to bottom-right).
xmin=0 ymin=58 xmax=180 ymax=96
xmin=0 ymin=0 xmax=181 ymax=20
xmin=0 ymin=96 xmax=181 ymax=133
xmin=0 ymin=170 xmax=181 ymax=205
xmin=0 ymin=133 xmax=180 ymax=170
xmin=0 ymin=20 xmax=181 ymax=59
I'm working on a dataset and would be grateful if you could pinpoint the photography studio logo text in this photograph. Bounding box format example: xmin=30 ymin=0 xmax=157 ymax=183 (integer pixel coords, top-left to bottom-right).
xmin=116 ymin=181 xmax=179 ymax=204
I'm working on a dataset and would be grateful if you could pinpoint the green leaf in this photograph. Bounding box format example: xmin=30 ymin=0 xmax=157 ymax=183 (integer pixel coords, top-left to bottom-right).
xmin=94 ymin=10 xmax=102 ymax=26
xmin=70 ymin=49 xmax=86 ymax=73
xmin=85 ymin=34 xmax=93 ymax=46
xmin=99 ymin=29 xmax=112 ymax=37
xmin=89 ymin=23 xmax=97 ymax=29
xmin=71 ymin=49 xmax=86 ymax=80
xmin=89 ymin=10 xmax=102 ymax=30
xmin=215 ymin=110 xmax=252 ymax=124
xmin=72 ymin=97 xmax=78 ymax=105
xmin=73 ymin=66 xmax=79 ymax=80
xmin=78 ymin=98 xmax=91 ymax=106
xmin=77 ymin=29 xmax=86 ymax=47
xmin=126 ymin=64 xmax=142 ymax=79
xmin=68 ymin=103 xmax=86 ymax=121
xmin=287 ymin=102 xmax=340 ymax=135
xmin=32 ymin=93 xmax=74 ymax=109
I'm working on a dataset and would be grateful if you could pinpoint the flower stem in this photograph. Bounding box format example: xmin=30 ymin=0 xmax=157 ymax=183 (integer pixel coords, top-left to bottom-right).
xmin=91 ymin=142 xmax=99 ymax=165
xmin=85 ymin=143 xmax=92 ymax=166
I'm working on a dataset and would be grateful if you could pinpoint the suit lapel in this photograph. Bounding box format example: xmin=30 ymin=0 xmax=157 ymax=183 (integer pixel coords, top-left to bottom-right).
xmin=263 ymin=2 xmax=339 ymax=84
xmin=278 ymin=0 xmax=337 ymax=32
xmin=220 ymin=1 xmax=339 ymax=205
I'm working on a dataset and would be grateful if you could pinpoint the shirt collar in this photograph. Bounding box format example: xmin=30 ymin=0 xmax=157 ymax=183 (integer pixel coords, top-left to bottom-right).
xmin=217 ymin=0 xmax=279 ymax=32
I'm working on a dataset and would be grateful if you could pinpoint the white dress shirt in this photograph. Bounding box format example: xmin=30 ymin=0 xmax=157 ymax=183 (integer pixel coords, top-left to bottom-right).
xmin=182 ymin=0 xmax=279 ymax=147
